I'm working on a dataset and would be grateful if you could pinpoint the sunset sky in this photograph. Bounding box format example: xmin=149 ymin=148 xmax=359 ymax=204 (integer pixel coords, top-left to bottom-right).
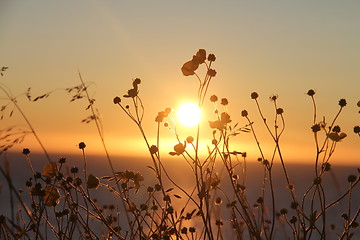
xmin=1 ymin=1 xmax=359 ymax=165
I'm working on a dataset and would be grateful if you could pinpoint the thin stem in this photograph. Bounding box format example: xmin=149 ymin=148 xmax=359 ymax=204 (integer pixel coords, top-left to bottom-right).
xmin=0 ymin=85 xmax=51 ymax=163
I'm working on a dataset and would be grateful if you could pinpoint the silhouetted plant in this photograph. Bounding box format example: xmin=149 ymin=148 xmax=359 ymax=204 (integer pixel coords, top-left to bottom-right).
xmin=0 ymin=49 xmax=359 ymax=240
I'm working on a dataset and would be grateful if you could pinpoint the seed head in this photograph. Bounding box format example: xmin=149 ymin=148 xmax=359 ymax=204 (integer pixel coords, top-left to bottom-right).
xmin=210 ymin=95 xmax=218 ymax=102
xmin=338 ymin=99 xmax=347 ymax=107
xmin=186 ymin=136 xmax=194 ymax=143
xmin=221 ymin=98 xmax=228 ymax=106
xmin=354 ymin=126 xmax=360 ymax=134
xmin=133 ymin=78 xmax=141 ymax=85
xmin=332 ymin=125 xmax=341 ymax=133
xmin=78 ymin=142 xmax=86 ymax=149
xmin=208 ymin=54 xmax=216 ymax=62
xmin=280 ymin=208 xmax=288 ymax=215
xmin=207 ymin=69 xmax=217 ymax=77
xmin=251 ymin=92 xmax=258 ymax=99
xmin=241 ymin=110 xmax=248 ymax=117
xmin=113 ymin=96 xmax=121 ymax=104
xmin=276 ymin=108 xmax=284 ymax=114
xmin=348 ymin=175 xmax=357 ymax=183
xmin=307 ymin=89 xmax=315 ymax=96
xmin=22 ymin=148 xmax=30 ymax=155
xmin=149 ymin=145 xmax=158 ymax=154
xmin=311 ymin=124 xmax=321 ymax=133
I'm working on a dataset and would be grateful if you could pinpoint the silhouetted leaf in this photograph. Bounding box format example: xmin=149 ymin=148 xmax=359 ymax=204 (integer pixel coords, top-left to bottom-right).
xmin=42 ymin=162 xmax=58 ymax=178
xmin=87 ymin=174 xmax=100 ymax=189
xmin=43 ymin=185 xmax=60 ymax=207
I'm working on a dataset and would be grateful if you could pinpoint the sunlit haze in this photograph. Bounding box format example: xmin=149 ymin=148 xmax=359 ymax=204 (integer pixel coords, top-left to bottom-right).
xmin=0 ymin=1 xmax=359 ymax=165
xmin=176 ymin=102 xmax=201 ymax=127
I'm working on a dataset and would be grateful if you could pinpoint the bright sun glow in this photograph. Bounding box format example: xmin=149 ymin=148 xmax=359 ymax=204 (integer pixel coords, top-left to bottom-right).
xmin=177 ymin=102 xmax=201 ymax=127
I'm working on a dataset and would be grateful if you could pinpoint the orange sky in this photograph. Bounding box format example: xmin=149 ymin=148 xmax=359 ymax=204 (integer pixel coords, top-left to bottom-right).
xmin=0 ymin=1 xmax=359 ymax=165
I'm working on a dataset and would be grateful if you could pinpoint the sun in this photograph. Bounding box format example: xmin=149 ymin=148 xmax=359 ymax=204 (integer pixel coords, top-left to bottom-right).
xmin=176 ymin=102 xmax=201 ymax=127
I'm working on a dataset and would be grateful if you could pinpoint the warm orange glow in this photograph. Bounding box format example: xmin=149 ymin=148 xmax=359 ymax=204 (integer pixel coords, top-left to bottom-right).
xmin=176 ymin=102 xmax=201 ymax=127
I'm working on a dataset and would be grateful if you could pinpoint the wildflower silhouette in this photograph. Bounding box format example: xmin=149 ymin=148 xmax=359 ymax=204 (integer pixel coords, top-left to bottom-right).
xmin=0 ymin=50 xmax=359 ymax=239
xmin=87 ymin=174 xmax=100 ymax=189
xmin=115 ymin=170 xmax=144 ymax=189
xmin=123 ymin=78 xmax=141 ymax=98
xmin=43 ymin=185 xmax=60 ymax=207
xmin=42 ymin=162 xmax=58 ymax=178
xmin=181 ymin=49 xmax=206 ymax=76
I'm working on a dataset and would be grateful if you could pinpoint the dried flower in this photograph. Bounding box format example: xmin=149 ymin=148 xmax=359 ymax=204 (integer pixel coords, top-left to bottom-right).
xmin=276 ymin=108 xmax=284 ymax=114
xmin=270 ymin=94 xmax=278 ymax=101
xmin=207 ymin=69 xmax=217 ymax=77
xmin=155 ymin=183 xmax=162 ymax=191
xmin=71 ymin=167 xmax=78 ymax=174
xmin=87 ymin=174 xmax=100 ymax=189
xmin=354 ymin=126 xmax=360 ymax=134
xmin=208 ymin=54 xmax=216 ymax=62
xmin=124 ymin=89 xmax=138 ymax=98
xmin=149 ymin=145 xmax=158 ymax=154
xmin=22 ymin=148 xmax=30 ymax=155
xmin=347 ymin=175 xmax=357 ymax=183
xmin=165 ymin=107 xmax=172 ymax=114
xmin=42 ymin=162 xmax=58 ymax=178
xmin=181 ymin=227 xmax=188 ymax=234
xmin=181 ymin=56 xmax=200 ymax=76
xmin=251 ymin=92 xmax=258 ymax=99
xmin=328 ymin=132 xmax=347 ymax=142
xmin=123 ymin=78 xmax=141 ymax=98
xmin=113 ymin=96 xmax=121 ymax=104
xmin=78 ymin=142 xmax=86 ymax=149
xmin=74 ymin=177 xmax=82 ymax=186
xmin=280 ymin=208 xmax=288 ymax=215
xmin=58 ymin=157 xmax=66 ymax=164
xmin=186 ymin=136 xmax=194 ymax=143
xmin=215 ymin=220 xmax=223 ymax=226
xmin=221 ymin=98 xmax=228 ymax=106
xmin=311 ymin=124 xmax=321 ymax=133
xmin=174 ymin=142 xmax=186 ymax=155
xmin=221 ymin=112 xmax=231 ymax=124
xmin=133 ymin=78 xmax=141 ymax=85
xmin=209 ymin=112 xmax=231 ymax=131
xmin=290 ymin=216 xmax=297 ymax=224
xmin=307 ymin=89 xmax=315 ymax=96
xmin=241 ymin=110 xmax=248 ymax=117
xmin=332 ymin=125 xmax=341 ymax=133
xmin=43 ymin=185 xmax=60 ymax=207
xmin=322 ymin=163 xmax=331 ymax=171
xmin=290 ymin=201 xmax=299 ymax=209
xmin=155 ymin=111 xmax=167 ymax=122
xmin=338 ymin=99 xmax=347 ymax=107
xmin=117 ymin=170 xmax=144 ymax=189
xmin=210 ymin=95 xmax=218 ymax=102
xmin=195 ymin=49 xmax=206 ymax=63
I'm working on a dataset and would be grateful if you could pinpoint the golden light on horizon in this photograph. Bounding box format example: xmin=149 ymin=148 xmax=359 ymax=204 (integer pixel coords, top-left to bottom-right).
xmin=176 ymin=102 xmax=202 ymax=127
